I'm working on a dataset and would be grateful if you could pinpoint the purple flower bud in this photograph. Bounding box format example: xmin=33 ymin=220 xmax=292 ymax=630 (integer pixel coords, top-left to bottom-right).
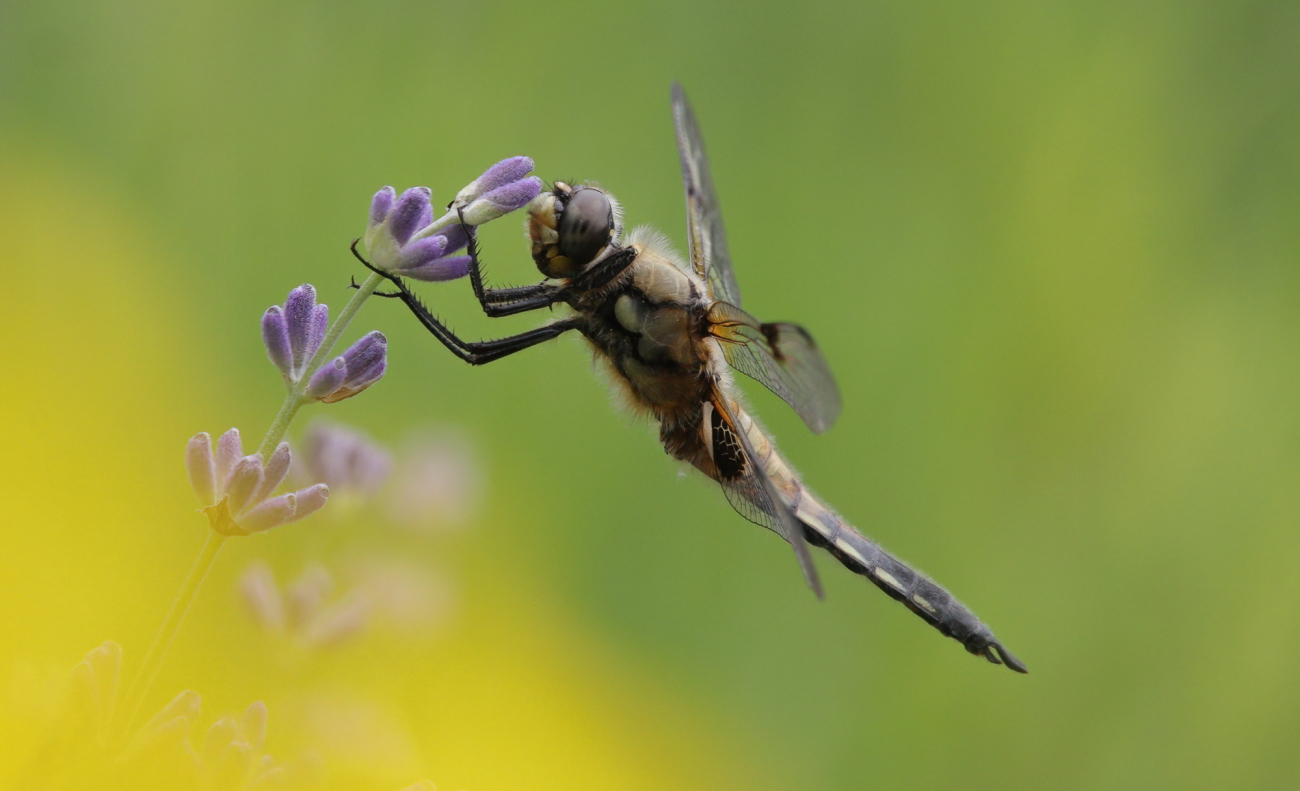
xmin=433 ymin=223 xmax=469 ymax=255
xmin=306 ymin=357 xmax=347 ymax=401
xmin=215 ymin=428 xmax=243 ymax=493
xmin=187 ymin=429 xmax=331 ymax=534
xmin=309 ymin=303 xmax=328 ymax=358
xmin=225 ymin=455 xmax=264 ymax=515
xmin=316 ymin=332 xmax=387 ymax=403
xmin=386 ymin=225 xmax=472 ymax=282
xmin=256 ymin=442 xmax=292 ymax=502
xmin=240 ymin=494 xmax=296 ymax=533
xmin=369 ymin=186 xmax=395 ymax=225
xmin=293 ymin=483 xmax=330 ymax=520
xmin=397 ymin=235 xmax=449 ymax=271
xmin=404 ymin=255 xmax=472 ymax=283
xmin=261 ymin=307 xmax=292 ymax=379
xmin=455 ymin=156 xmax=535 ymax=204
xmin=186 ymin=432 xmax=216 ymax=505
xmin=363 ymin=158 xmax=535 ymax=277
xmin=262 ymin=286 xmax=330 ymax=383
xmin=389 ymin=187 xmax=433 ymax=245
xmin=460 ymin=176 xmax=543 ymax=226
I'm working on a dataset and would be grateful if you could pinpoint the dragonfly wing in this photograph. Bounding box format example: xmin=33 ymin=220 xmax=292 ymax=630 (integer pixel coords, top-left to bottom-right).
xmin=708 ymin=301 xmax=842 ymax=433
xmin=708 ymin=392 xmax=823 ymax=598
xmin=672 ymin=83 xmax=743 ymax=306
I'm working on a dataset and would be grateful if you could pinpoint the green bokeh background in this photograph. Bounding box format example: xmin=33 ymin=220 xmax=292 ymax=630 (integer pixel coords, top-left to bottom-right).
xmin=3 ymin=0 xmax=1300 ymax=788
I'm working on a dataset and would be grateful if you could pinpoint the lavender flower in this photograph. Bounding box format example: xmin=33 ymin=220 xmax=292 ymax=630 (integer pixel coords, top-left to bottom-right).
xmin=305 ymin=331 xmax=387 ymax=403
xmin=300 ymin=420 xmax=391 ymax=499
xmin=239 ymin=562 xmax=370 ymax=649
xmin=386 ymin=427 xmax=481 ymax=531
xmin=186 ymin=429 xmax=329 ymax=535
xmin=363 ymin=157 xmax=542 ymax=280
xmin=363 ymin=186 xmax=472 ymax=282
xmin=453 ymin=155 xmax=535 ymax=204
xmin=261 ymin=285 xmax=328 ymax=383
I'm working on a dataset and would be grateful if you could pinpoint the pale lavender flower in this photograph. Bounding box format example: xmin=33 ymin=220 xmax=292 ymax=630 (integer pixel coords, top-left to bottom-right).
xmin=261 ymin=285 xmax=328 ymax=383
xmin=386 ymin=427 xmax=482 ymax=531
xmin=305 ymin=331 xmax=387 ymax=404
xmin=363 ymin=157 xmax=541 ymax=280
xmin=300 ymin=420 xmax=392 ymax=499
xmin=239 ymin=562 xmax=370 ymax=649
xmin=186 ymin=429 xmax=329 ymax=535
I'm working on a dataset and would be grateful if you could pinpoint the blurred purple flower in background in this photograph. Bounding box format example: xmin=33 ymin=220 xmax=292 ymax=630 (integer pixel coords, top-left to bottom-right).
xmin=362 ymin=157 xmax=541 ymax=280
xmin=386 ymin=428 xmax=482 ymax=532
xmin=297 ymin=420 xmax=391 ymax=501
xmin=186 ymin=429 xmax=328 ymax=535
xmin=240 ymin=562 xmax=369 ymax=649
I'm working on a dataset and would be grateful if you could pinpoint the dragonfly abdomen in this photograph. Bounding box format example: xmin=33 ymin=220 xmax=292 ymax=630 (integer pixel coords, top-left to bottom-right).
xmin=731 ymin=405 xmax=1026 ymax=672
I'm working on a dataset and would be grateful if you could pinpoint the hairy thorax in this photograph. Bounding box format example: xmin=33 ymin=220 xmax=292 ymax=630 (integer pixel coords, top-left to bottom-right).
xmin=575 ymin=233 xmax=718 ymax=449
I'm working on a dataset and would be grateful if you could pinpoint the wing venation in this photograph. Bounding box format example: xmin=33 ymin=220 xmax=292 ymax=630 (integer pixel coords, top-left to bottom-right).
xmin=708 ymin=301 xmax=842 ymax=433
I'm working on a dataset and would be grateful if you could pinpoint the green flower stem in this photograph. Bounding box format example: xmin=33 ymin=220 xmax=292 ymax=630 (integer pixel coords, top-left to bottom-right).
xmin=257 ymin=271 xmax=382 ymax=457
xmin=115 ymin=272 xmax=384 ymax=747
xmin=115 ymin=530 xmax=225 ymax=743
xmin=298 ymin=270 xmax=383 ymax=386
xmin=406 ymin=208 xmax=460 ymax=244
xmin=256 ymin=393 xmax=307 ymax=459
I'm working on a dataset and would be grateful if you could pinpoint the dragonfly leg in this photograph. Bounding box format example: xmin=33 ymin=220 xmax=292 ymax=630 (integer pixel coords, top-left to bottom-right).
xmin=457 ymin=207 xmax=564 ymax=317
xmin=350 ymin=242 xmax=583 ymax=365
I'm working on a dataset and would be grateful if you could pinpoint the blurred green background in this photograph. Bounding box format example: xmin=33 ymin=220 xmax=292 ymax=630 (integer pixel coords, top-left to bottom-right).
xmin=4 ymin=0 xmax=1300 ymax=788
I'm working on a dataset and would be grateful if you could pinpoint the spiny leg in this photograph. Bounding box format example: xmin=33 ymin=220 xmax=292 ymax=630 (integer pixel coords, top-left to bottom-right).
xmin=456 ymin=207 xmax=562 ymax=317
xmin=350 ymin=274 xmax=402 ymax=298
xmin=350 ymin=241 xmax=584 ymax=365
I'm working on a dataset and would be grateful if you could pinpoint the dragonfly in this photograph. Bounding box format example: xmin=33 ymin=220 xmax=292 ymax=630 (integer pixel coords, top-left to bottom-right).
xmin=355 ymin=84 xmax=1027 ymax=673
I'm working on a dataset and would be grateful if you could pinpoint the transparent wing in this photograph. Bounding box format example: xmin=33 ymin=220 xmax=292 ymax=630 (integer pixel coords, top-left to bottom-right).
xmin=708 ymin=301 xmax=842 ymax=433
xmin=709 ymin=394 xmax=823 ymax=597
xmin=672 ymin=83 xmax=743 ymax=306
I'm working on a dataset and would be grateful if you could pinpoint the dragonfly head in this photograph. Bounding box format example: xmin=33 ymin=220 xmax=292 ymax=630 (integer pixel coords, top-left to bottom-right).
xmin=526 ymin=181 xmax=619 ymax=279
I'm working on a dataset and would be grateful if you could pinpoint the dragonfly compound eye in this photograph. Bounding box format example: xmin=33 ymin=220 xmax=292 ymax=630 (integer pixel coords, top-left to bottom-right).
xmin=557 ymin=187 xmax=614 ymax=267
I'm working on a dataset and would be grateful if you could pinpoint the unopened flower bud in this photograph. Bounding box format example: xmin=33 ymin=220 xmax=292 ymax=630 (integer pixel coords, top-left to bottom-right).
xmin=460 ymin=177 xmax=543 ymax=226
xmin=312 ymin=331 xmax=387 ymax=404
xmin=186 ymin=430 xmax=329 ymax=535
xmin=454 ymin=156 xmax=535 ymax=205
xmin=262 ymin=285 xmax=328 ymax=383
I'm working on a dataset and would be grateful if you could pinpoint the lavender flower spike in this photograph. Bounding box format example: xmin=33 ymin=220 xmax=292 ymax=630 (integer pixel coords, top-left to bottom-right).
xmin=185 ymin=428 xmax=329 ymax=535
xmin=454 ymin=156 xmax=535 ymax=205
xmin=262 ymin=285 xmax=328 ymax=383
xmin=363 ymin=157 xmax=540 ymax=278
xmin=460 ymin=175 xmax=543 ymax=226
xmin=364 ymin=186 xmax=472 ymax=281
xmin=307 ymin=331 xmax=387 ymax=404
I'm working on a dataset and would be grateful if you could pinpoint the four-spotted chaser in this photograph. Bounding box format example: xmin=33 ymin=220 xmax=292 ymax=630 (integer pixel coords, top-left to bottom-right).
xmin=356 ymin=84 xmax=1026 ymax=672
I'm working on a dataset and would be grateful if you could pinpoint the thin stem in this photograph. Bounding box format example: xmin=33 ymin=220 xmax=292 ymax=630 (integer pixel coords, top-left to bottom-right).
xmin=256 ymin=392 xmax=306 ymax=459
xmin=300 ymin=270 xmax=383 ymax=380
xmin=114 ymin=531 xmax=225 ymax=743
xmin=406 ymin=208 xmax=460 ymax=244
xmin=113 ymin=270 xmax=386 ymax=746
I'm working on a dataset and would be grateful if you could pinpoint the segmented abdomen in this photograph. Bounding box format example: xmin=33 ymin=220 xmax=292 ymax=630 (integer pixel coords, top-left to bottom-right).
xmin=729 ymin=403 xmax=1026 ymax=672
